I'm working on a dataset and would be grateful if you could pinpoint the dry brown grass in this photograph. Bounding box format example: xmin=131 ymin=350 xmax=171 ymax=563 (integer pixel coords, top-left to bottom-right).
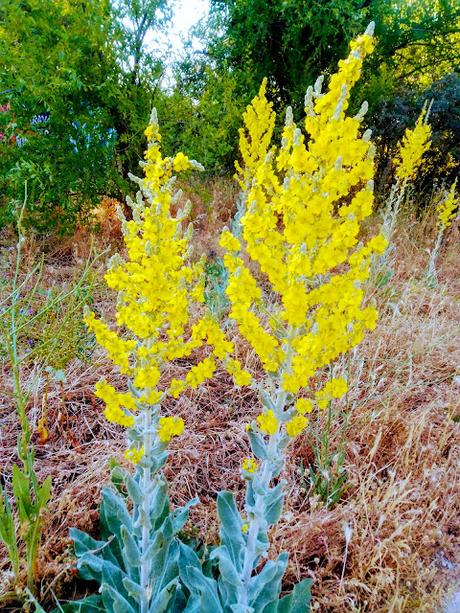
xmin=0 ymin=197 xmax=459 ymax=612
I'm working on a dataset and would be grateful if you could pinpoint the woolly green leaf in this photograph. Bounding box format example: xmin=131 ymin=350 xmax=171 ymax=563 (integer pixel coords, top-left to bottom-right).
xmin=54 ymin=594 xmax=104 ymax=612
xmin=278 ymin=578 xmax=312 ymax=613
xmin=120 ymin=524 xmax=141 ymax=570
xmin=76 ymin=552 xmax=124 ymax=584
xmin=249 ymin=553 xmax=288 ymax=610
xmin=122 ymin=576 xmax=143 ymax=600
xmin=263 ymin=482 xmax=285 ymax=525
xmin=171 ymin=497 xmax=199 ymax=533
xmin=248 ymin=430 xmax=268 ymax=460
xmin=181 ymin=566 xmax=223 ymax=613
xmin=152 ymin=538 xmax=180 ymax=597
xmin=70 ymin=528 xmax=120 ymax=575
xmin=217 ymin=491 xmax=245 ymax=571
xmin=101 ymin=583 xmax=136 ymax=613
xmin=124 ymin=473 xmax=143 ymax=505
xmin=210 ymin=546 xmax=242 ymax=588
xmin=148 ymin=479 xmax=170 ymax=529
xmin=101 ymin=562 xmax=135 ymax=609
xmin=149 ymin=576 xmax=179 ymax=613
xmin=99 ymin=486 xmax=132 ymax=539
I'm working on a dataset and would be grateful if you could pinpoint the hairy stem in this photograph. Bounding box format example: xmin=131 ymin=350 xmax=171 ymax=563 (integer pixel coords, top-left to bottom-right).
xmin=139 ymin=406 xmax=153 ymax=613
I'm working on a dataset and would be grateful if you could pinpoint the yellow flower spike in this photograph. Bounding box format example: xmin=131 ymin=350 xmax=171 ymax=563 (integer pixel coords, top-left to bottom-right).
xmin=158 ymin=416 xmax=185 ymax=443
xmin=394 ymin=106 xmax=432 ymax=181
xmin=86 ymin=114 xmax=244 ymax=457
xmin=213 ymin=26 xmax=391 ymax=604
xmin=222 ymin=28 xmax=385 ymax=400
xmin=241 ymin=458 xmax=258 ymax=474
xmin=236 ymin=77 xmax=276 ymax=189
xmin=257 ymin=410 xmax=279 ymax=436
xmin=437 ymin=181 xmax=458 ymax=230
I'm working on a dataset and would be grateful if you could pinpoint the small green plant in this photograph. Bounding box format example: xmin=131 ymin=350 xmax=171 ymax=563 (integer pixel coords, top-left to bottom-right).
xmin=0 ymin=191 xmax=51 ymax=600
xmin=303 ymin=401 xmax=349 ymax=509
xmin=204 ymin=253 xmax=229 ymax=319
xmin=0 ymin=186 xmax=103 ymax=604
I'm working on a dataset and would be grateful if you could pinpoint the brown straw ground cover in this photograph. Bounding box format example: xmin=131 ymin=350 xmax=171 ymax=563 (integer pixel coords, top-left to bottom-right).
xmin=0 ymin=208 xmax=459 ymax=612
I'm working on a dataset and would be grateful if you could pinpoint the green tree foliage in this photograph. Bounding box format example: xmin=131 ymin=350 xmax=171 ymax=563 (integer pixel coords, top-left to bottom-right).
xmin=206 ymin=0 xmax=368 ymax=106
xmin=0 ymin=0 xmax=121 ymax=231
xmin=371 ymin=0 xmax=460 ymax=84
xmin=109 ymin=0 xmax=172 ymax=176
xmin=171 ymin=0 xmax=459 ymax=174
xmin=0 ymin=0 xmax=171 ymax=233
xmin=361 ymin=1 xmax=460 ymax=193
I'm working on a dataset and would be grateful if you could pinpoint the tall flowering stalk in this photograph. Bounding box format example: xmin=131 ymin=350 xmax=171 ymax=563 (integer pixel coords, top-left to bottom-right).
xmin=180 ymin=24 xmax=387 ymax=612
xmin=426 ymin=180 xmax=458 ymax=285
xmin=71 ymin=111 xmax=251 ymax=613
xmin=373 ymin=105 xmax=432 ymax=285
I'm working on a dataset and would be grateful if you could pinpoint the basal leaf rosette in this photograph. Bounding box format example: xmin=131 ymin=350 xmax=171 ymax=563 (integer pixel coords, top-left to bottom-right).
xmin=84 ymin=110 xmax=251 ymax=464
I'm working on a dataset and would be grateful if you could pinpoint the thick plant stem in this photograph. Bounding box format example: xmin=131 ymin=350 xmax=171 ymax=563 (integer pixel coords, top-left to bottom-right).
xmin=139 ymin=406 xmax=153 ymax=613
xmin=240 ymin=444 xmax=274 ymax=592
xmin=237 ymin=328 xmax=295 ymax=606
xmin=238 ymin=387 xmax=287 ymax=606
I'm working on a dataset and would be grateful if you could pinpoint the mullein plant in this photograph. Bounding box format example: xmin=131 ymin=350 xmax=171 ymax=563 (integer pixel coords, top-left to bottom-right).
xmin=68 ymin=111 xmax=252 ymax=613
xmin=372 ymin=104 xmax=432 ymax=287
xmin=67 ymin=25 xmax=390 ymax=613
xmin=179 ymin=23 xmax=387 ymax=611
xmin=426 ymin=180 xmax=458 ymax=286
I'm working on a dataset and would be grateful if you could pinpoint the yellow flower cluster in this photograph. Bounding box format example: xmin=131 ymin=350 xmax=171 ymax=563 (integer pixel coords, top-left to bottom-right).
xmin=221 ymin=25 xmax=386 ymax=440
xmin=158 ymin=416 xmax=185 ymax=443
xmin=124 ymin=446 xmax=145 ymax=464
xmin=94 ymin=380 xmax=137 ymax=427
xmin=85 ymin=113 xmax=249 ymax=458
xmin=285 ymin=414 xmax=308 ymax=438
xmin=84 ymin=311 xmax=135 ymax=374
xmin=235 ymin=77 xmax=275 ymax=190
xmin=437 ymin=181 xmax=458 ymax=230
xmin=295 ymin=398 xmax=314 ymax=415
xmin=241 ymin=457 xmax=258 ymax=474
xmin=257 ymin=410 xmax=279 ymax=436
xmin=394 ymin=106 xmax=431 ymax=181
xmin=315 ymin=377 xmax=348 ymax=410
